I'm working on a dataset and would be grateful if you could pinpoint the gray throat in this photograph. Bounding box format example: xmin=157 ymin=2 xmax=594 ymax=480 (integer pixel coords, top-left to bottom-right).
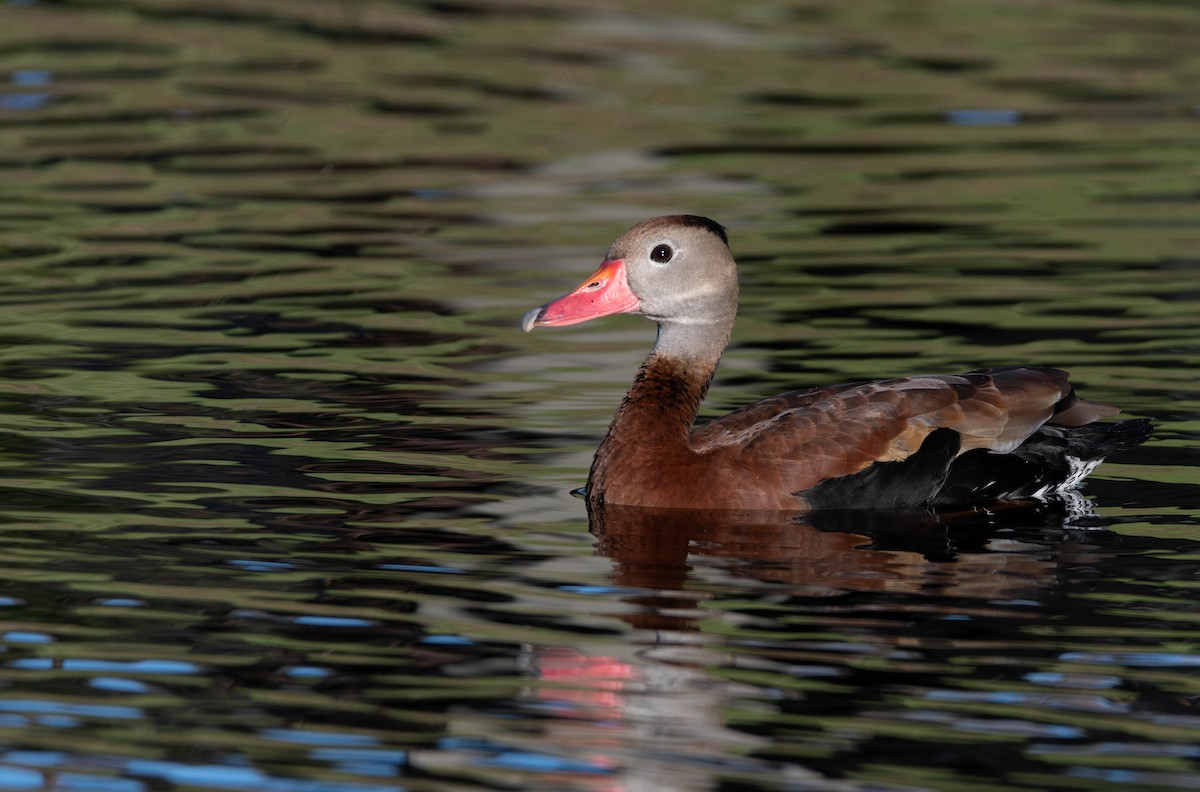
xmin=650 ymin=313 xmax=734 ymax=367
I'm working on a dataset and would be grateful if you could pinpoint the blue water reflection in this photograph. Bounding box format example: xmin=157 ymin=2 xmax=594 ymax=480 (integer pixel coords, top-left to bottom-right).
xmin=9 ymin=659 xmax=199 ymax=673
xmin=945 ymin=108 xmax=1023 ymax=126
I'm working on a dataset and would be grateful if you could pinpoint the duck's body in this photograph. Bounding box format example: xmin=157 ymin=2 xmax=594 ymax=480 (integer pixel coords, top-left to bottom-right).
xmin=523 ymin=215 xmax=1149 ymax=512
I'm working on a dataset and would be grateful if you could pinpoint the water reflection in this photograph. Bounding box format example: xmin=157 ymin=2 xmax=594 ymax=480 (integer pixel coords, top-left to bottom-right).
xmin=567 ymin=502 xmax=1200 ymax=789
xmin=593 ymin=501 xmax=1080 ymax=608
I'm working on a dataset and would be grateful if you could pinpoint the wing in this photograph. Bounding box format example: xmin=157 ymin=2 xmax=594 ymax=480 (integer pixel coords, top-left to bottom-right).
xmin=689 ymin=366 xmax=1118 ymax=493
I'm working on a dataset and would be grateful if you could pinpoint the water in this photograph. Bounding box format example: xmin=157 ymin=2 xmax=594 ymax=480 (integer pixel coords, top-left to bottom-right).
xmin=0 ymin=0 xmax=1196 ymax=789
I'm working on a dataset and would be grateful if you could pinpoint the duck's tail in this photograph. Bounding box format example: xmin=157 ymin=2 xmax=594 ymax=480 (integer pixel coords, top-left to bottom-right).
xmin=935 ymin=418 xmax=1152 ymax=506
xmin=802 ymin=418 xmax=1151 ymax=512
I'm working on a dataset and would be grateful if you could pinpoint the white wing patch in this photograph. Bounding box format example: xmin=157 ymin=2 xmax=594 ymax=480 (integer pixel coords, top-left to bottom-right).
xmin=1061 ymin=456 xmax=1104 ymax=491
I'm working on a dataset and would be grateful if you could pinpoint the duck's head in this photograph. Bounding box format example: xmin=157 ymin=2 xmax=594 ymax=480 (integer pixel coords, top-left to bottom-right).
xmin=521 ymin=215 xmax=737 ymax=334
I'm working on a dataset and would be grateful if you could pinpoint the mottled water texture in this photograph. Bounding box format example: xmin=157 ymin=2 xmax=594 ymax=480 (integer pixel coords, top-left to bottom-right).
xmin=0 ymin=0 xmax=1196 ymax=790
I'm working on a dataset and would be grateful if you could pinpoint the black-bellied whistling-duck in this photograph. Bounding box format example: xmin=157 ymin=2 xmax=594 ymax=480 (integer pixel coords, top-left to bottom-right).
xmin=522 ymin=215 xmax=1151 ymax=512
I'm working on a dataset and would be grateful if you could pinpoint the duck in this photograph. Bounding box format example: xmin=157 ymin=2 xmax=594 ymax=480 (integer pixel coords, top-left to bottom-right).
xmin=522 ymin=215 xmax=1151 ymax=513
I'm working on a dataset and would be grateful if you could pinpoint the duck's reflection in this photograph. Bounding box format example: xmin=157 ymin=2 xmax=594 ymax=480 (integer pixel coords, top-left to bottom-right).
xmin=589 ymin=500 xmax=1075 ymax=603
xmin=519 ymin=501 xmax=1100 ymax=790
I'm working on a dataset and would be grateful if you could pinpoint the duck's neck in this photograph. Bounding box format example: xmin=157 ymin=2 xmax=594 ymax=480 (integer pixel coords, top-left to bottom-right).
xmin=589 ymin=317 xmax=731 ymax=496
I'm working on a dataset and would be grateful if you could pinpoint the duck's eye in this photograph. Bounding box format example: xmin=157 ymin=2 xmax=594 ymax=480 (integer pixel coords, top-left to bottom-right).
xmin=650 ymin=244 xmax=673 ymax=263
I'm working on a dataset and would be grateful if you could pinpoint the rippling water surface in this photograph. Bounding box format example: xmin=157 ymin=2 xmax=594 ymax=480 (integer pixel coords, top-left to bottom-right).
xmin=0 ymin=1 xmax=1197 ymax=790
